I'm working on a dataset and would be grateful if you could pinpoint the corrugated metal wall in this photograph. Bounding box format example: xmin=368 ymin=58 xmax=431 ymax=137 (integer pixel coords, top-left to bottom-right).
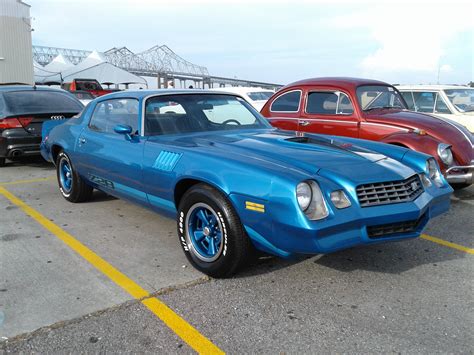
xmin=0 ymin=0 xmax=33 ymax=85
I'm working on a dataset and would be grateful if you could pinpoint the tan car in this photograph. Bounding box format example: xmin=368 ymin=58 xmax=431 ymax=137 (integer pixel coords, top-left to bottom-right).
xmin=397 ymin=85 xmax=474 ymax=133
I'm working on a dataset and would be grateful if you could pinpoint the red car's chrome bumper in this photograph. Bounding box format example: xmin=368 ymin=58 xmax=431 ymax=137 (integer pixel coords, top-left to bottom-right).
xmin=445 ymin=162 xmax=474 ymax=185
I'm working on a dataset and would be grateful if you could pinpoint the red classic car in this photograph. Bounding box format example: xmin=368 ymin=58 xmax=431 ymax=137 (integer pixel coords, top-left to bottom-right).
xmin=261 ymin=77 xmax=474 ymax=188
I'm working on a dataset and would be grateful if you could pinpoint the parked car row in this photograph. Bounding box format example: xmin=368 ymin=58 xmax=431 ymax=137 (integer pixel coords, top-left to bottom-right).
xmin=40 ymin=87 xmax=457 ymax=277
xmin=2 ymin=78 xmax=472 ymax=277
xmin=261 ymin=78 xmax=474 ymax=189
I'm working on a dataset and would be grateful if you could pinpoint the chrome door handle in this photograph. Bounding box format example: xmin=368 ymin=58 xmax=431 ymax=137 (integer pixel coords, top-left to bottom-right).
xmin=299 ymin=120 xmax=310 ymax=126
xmin=79 ymin=137 xmax=86 ymax=144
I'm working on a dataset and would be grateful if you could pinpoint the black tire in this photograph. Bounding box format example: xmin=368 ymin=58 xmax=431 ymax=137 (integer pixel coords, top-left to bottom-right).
xmin=0 ymin=158 xmax=5 ymax=167
xmin=177 ymin=183 xmax=253 ymax=278
xmin=56 ymin=151 xmax=93 ymax=203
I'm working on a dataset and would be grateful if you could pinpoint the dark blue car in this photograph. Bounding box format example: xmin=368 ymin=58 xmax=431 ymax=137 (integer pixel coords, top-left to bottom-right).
xmin=41 ymin=90 xmax=452 ymax=277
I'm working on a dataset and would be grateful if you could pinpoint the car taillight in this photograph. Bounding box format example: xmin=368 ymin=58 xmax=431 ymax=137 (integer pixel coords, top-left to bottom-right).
xmin=0 ymin=116 xmax=33 ymax=129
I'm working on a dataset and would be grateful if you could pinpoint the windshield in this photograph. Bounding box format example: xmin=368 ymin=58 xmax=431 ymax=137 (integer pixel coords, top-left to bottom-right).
xmin=3 ymin=90 xmax=84 ymax=115
xmin=356 ymin=85 xmax=407 ymax=111
xmin=247 ymin=91 xmax=274 ymax=101
xmin=75 ymin=80 xmax=102 ymax=91
xmin=444 ymin=89 xmax=474 ymax=113
xmin=144 ymin=94 xmax=271 ymax=136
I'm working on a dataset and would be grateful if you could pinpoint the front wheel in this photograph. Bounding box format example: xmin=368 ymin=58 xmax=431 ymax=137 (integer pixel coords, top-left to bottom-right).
xmin=56 ymin=151 xmax=93 ymax=203
xmin=177 ymin=184 xmax=253 ymax=278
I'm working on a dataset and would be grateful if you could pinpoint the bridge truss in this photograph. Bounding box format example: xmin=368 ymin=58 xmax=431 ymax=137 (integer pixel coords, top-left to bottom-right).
xmin=32 ymin=44 xmax=281 ymax=89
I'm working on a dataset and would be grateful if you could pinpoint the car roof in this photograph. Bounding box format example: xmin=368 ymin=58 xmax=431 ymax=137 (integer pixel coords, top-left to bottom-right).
xmin=282 ymin=77 xmax=390 ymax=91
xmin=396 ymin=84 xmax=472 ymax=91
xmin=96 ymin=89 xmax=243 ymax=100
xmin=0 ymin=85 xmax=69 ymax=93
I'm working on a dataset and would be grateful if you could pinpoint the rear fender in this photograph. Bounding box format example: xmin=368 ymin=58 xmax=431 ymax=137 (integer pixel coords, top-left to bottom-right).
xmin=41 ymin=119 xmax=68 ymax=141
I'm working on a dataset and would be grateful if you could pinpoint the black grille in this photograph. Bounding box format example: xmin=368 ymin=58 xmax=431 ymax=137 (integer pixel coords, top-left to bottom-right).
xmin=367 ymin=214 xmax=425 ymax=239
xmin=356 ymin=175 xmax=423 ymax=207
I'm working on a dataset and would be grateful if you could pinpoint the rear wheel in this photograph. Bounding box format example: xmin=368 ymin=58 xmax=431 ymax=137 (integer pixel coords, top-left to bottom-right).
xmin=56 ymin=151 xmax=93 ymax=202
xmin=177 ymin=183 xmax=253 ymax=278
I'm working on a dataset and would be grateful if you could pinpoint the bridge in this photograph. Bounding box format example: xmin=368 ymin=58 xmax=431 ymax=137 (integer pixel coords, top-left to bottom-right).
xmin=32 ymin=45 xmax=282 ymax=90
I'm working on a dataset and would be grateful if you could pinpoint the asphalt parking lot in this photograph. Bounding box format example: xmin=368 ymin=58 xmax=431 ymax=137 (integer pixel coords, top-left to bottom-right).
xmin=0 ymin=158 xmax=473 ymax=353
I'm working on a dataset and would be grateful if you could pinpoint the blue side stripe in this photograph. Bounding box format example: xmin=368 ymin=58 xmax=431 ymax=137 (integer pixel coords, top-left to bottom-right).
xmin=112 ymin=181 xmax=175 ymax=212
xmin=148 ymin=194 xmax=176 ymax=212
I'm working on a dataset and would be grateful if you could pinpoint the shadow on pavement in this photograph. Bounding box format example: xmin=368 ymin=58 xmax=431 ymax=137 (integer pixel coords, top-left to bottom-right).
xmin=237 ymin=231 xmax=467 ymax=277
xmin=313 ymin=238 xmax=466 ymax=274
xmin=451 ymin=186 xmax=474 ymax=202
xmin=6 ymin=156 xmax=54 ymax=170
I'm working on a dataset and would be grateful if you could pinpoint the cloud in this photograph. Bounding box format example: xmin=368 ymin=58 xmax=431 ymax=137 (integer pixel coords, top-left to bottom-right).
xmin=439 ymin=64 xmax=453 ymax=73
xmin=328 ymin=2 xmax=472 ymax=75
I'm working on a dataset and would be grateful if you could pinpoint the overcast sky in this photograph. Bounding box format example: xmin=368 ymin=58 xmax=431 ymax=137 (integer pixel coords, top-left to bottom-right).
xmin=30 ymin=0 xmax=473 ymax=86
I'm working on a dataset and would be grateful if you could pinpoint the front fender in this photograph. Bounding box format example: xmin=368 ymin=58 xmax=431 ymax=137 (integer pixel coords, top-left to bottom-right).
xmin=381 ymin=132 xmax=440 ymax=155
xmin=381 ymin=132 xmax=445 ymax=172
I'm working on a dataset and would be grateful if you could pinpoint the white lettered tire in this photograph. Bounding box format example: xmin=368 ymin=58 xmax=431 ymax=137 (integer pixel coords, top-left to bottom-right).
xmin=177 ymin=183 xmax=253 ymax=278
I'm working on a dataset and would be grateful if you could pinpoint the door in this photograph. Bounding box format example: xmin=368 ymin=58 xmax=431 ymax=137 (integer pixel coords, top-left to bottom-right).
xmin=265 ymin=90 xmax=302 ymax=131
xmin=75 ymin=97 xmax=147 ymax=203
xmin=298 ymin=90 xmax=359 ymax=137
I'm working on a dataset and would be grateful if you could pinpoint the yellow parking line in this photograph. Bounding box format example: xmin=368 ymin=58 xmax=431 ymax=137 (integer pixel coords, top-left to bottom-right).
xmin=421 ymin=234 xmax=474 ymax=255
xmin=0 ymin=176 xmax=54 ymax=186
xmin=0 ymin=186 xmax=223 ymax=354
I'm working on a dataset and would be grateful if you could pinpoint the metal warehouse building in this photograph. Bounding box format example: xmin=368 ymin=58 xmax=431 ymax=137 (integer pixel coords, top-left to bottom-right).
xmin=0 ymin=0 xmax=33 ymax=85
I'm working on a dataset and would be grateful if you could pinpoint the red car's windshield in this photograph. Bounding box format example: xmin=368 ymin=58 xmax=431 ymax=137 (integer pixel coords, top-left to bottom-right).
xmin=356 ymin=85 xmax=407 ymax=111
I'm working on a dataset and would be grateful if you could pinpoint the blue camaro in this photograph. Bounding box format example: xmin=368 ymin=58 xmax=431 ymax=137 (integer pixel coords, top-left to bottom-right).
xmin=41 ymin=90 xmax=452 ymax=277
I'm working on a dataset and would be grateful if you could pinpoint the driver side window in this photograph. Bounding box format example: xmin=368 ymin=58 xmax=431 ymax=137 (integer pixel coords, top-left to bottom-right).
xmin=89 ymin=98 xmax=139 ymax=134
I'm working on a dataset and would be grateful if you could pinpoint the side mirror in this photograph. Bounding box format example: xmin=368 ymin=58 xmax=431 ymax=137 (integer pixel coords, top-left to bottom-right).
xmin=114 ymin=124 xmax=133 ymax=140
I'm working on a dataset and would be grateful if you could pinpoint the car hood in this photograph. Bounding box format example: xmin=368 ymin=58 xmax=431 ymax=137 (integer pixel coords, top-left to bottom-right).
xmin=365 ymin=109 xmax=474 ymax=162
xmin=153 ymin=130 xmax=415 ymax=183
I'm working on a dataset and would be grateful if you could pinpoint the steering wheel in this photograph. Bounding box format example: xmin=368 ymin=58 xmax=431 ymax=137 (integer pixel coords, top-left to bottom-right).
xmin=222 ymin=119 xmax=241 ymax=125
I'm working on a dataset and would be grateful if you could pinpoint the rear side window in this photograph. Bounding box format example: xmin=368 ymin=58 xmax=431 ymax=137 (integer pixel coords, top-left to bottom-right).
xmin=3 ymin=90 xmax=83 ymax=115
xmin=413 ymin=92 xmax=436 ymax=113
xmin=435 ymin=95 xmax=451 ymax=114
xmin=400 ymin=92 xmax=415 ymax=110
xmin=89 ymin=98 xmax=139 ymax=134
xmin=306 ymin=91 xmax=354 ymax=115
xmin=270 ymin=90 xmax=301 ymax=112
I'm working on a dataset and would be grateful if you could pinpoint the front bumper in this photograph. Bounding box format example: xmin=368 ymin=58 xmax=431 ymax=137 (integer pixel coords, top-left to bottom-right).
xmin=243 ymin=186 xmax=452 ymax=258
xmin=445 ymin=163 xmax=474 ymax=185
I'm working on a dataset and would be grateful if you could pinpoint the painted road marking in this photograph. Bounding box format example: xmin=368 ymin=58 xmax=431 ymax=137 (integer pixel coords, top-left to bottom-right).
xmin=0 ymin=186 xmax=223 ymax=354
xmin=421 ymin=234 xmax=474 ymax=255
xmin=0 ymin=177 xmax=54 ymax=186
